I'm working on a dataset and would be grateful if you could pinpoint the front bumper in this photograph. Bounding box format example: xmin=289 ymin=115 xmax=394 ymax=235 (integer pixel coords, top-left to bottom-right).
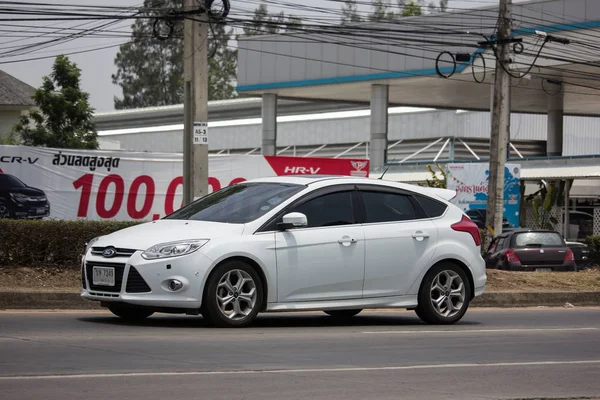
xmin=8 ymin=201 xmax=50 ymax=219
xmin=81 ymin=250 xmax=214 ymax=310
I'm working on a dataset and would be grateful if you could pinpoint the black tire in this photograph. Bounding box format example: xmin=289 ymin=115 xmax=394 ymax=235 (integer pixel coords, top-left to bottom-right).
xmin=108 ymin=305 xmax=154 ymax=321
xmin=0 ymin=203 xmax=10 ymax=219
xmin=202 ymin=260 xmax=264 ymax=328
xmin=415 ymin=262 xmax=472 ymax=325
xmin=324 ymin=309 xmax=362 ymax=319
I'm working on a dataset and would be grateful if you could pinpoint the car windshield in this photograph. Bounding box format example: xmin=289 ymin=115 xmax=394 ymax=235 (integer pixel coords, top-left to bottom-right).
xmin=164 ymin=182 xmax=305 ymax=223
xmin=0 ymin=174 xmax=26 ymax=188
xmin=513 ymin=232 xmax=564 ymax=248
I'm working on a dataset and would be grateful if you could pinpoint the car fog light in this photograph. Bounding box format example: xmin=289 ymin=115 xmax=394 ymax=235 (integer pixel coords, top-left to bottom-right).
xmin=167 ymin=279 xmax=183 ymax=291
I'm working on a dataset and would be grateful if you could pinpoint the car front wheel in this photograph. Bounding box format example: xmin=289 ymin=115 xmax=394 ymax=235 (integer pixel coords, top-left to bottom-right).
xmin=415 ymin=263 xmax=472 ymax=325
xmin=107 ymin=305 xmax=154 ymax=321
xmin=203 ymin=261 xmax=263 ymax=328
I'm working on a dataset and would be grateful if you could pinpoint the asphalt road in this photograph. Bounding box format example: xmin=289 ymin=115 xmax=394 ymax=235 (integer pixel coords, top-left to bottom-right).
xmin=1 ymin=308 xmax=600 ymax=400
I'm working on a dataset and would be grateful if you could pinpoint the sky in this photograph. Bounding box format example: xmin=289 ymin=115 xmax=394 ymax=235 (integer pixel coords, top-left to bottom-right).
xmin=0 ymin=0 xmax=504 ymax=113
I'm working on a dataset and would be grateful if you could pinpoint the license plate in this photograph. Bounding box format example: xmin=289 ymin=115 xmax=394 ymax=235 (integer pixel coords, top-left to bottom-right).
xmin=37 ymin=208 xmax=46 ymax=214
xmin=93 ymin=267 xmax=115 ymax=286
xmin=536 ymin=268 xmax=552 ymax=272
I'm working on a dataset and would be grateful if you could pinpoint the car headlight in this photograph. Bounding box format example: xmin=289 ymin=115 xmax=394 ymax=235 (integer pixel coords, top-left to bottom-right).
xmin=84 ymin=236 xmax=101 ymax=255
xmin=10 ymin=193 xmax=29 ymax=202
xmin=141 ymin=239 xmax=209 ymax=260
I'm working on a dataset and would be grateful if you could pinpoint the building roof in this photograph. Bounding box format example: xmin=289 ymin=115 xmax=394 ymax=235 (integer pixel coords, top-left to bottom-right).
xmin=0 ymin=70 xmax=35 ymax=107
xmin=236 ymin=0 xmax=600 ymax=117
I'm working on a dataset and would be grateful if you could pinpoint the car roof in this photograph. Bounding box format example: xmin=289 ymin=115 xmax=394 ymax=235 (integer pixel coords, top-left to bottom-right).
xmin=242 ymin=175 xmax=454 ymax=200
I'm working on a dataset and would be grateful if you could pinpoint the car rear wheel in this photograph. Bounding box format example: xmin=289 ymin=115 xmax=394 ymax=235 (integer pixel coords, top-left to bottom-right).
xmin=107 ymin=305 xmax=154 ymax=321
xmin=324 ymin=309 xmax=362 ymax=319
xmin=203 ymin=261 xmax=263 ymax=328
xmin=415 ymin=262 xmax=472 ymax=325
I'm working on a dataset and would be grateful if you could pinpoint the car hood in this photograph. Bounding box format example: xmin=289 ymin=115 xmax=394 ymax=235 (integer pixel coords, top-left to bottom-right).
xmin=9 ymin=187 xmax=45 ymax=197
xmin=94 ymin=219 xmax=245 ymax=250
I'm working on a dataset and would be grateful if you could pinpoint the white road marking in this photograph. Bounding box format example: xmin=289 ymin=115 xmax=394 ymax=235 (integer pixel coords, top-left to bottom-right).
xmin=362 ymin=327 xmax=599 ymax=334
xmin=2 ymin=360 xmax=600 ymax=381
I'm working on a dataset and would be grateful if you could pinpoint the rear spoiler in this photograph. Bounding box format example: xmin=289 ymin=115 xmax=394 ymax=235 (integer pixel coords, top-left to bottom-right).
xmin=419 ymin=187 xmax=457 ymax=202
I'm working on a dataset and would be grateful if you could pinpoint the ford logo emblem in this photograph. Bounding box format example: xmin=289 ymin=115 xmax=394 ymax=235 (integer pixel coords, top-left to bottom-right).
xmin=102 ymin=247 xmax=117 ymax=258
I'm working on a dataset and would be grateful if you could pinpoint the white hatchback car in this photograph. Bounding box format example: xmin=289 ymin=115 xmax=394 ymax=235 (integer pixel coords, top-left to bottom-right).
xmin=81 ymin=175 xmax=486 ymax=327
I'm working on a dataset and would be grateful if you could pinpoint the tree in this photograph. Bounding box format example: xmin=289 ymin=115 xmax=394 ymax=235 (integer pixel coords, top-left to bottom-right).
xmin=341 ymin=0 xmax=362 ymax=24
xmin=428 ymin=0 xmax=448 ymax=13
xmin=368 ymin=0 xmax=394 ymax=22
xmin=11 ymin=55 xmax=98 ymax=149
xmin=112 ymin=0 xmax=237 ymax=109
xmin=209 ymin=23 xmax=238 ymax=100
xmin=402 ymin=1 xmax=423 ymax=17
xmin=424 ymin=163 xmax=447 ymax=189
xmin=242 ymin=3 xmax=302 ymax=36
xmin=368 ymin=0 xmax=447 ymax=21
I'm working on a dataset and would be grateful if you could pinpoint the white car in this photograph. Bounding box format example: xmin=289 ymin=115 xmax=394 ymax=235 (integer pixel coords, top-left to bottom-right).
xmin=81 ymin=175 xmax=486 ymax=327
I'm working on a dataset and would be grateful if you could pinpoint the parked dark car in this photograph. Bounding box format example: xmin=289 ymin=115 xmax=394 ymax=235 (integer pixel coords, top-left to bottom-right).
xmin=0 ymin=173 xmax=50 ymax=219
xmin=566 ymin=241 xmax=593 ymax=270
xmin=484 ymin=229 xmax=577 ymax=272
xmin=466 ymin=209 xmax=510 ymax=230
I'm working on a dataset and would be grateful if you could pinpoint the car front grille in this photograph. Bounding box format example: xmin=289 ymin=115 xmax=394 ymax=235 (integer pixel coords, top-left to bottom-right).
xmin=91 ymin=247 xmax=137 ymax=258
xmin=126 ymin=266 xmax=151 ymax=293
xmin=85 ymin=261 xmax=126 ymax=293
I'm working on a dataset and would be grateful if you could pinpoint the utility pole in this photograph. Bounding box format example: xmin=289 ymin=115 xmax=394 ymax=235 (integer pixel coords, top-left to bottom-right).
xmin=486 ymin=0 xmax=512 ymax=237
xmin=183 ymin=0 xmax=209 ymax=205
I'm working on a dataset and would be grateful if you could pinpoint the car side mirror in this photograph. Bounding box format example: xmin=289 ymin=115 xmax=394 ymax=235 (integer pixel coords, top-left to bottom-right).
xmin=278 ymin=212 xmax=308 ymax=230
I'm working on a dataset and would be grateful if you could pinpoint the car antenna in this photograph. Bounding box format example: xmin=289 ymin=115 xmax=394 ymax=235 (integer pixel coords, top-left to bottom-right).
xmin=378 ymin=157 xmax=397 ymax=180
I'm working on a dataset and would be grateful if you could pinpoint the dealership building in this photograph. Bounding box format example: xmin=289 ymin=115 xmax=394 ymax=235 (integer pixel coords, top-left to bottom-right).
xmin=95 ymin=0 xmax=600 ymax=237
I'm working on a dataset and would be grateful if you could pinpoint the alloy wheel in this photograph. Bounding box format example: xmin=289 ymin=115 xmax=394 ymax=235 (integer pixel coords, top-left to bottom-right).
xmin=429 ymin=270 xmax=466 ymax=318
xmin=216 ymin=269 xmax=257 ymax=320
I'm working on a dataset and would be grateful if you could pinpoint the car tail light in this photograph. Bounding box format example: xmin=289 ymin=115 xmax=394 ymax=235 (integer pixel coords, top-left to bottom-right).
xmin=506 ymin=249 xmax=520 ymax=263
xmin=565 ymin=248 xmax=574 ymax=261
xmin=451 ymin=215 xmax=481 ymax=246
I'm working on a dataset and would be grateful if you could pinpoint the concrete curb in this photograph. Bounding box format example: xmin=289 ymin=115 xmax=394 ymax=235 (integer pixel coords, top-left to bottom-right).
xmin=1 ymin=291 xmax=600 ymax=310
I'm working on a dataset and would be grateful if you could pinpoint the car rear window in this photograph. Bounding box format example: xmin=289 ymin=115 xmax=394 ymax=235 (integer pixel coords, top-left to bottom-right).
xmin=513 ymin=232 xmax=564 ymax=248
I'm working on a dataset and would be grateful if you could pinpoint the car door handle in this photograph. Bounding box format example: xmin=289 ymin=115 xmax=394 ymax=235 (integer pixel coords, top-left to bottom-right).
xmin=338 ymin=237 xmax=357 ymax=245
xmin=412 ymin=231 xmax=430 ymax=241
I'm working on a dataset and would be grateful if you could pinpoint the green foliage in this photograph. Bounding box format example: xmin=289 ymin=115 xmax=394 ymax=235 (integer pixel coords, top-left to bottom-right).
xmin=0 ymin=132 xmax=18 ymax=145
xmin=402 ymin=1 xmax=423 ymax=16
xmin=241 ymin=3 xmax=302 ymax=36
xmin=366 ymin=0 xmax=447 ymax=21
xmin=526 ymin=180 xmax=569 ymax=229
xmin=585 ymin=235 xmax=600 ymax=267
xmin=112 ymin=0 xmax=237 ymax=109
xmin=424 ymin=163 xmax=447 ymax=189
xmin=11 ymin=55 xmax=97 ymax=149
xmin=341 ymin=0 xmax=362 ymax=24
xmin=0 ymin=220 xmax=141 ymax=267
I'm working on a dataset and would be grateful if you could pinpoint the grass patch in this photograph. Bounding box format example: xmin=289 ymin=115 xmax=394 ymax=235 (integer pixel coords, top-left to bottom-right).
xmin=485 ymin=268 xmax=600 ymax=292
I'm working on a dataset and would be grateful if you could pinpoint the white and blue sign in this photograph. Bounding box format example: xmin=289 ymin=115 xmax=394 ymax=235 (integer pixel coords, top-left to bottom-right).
xmin=446 ymin=163 xmax=521 ymax=227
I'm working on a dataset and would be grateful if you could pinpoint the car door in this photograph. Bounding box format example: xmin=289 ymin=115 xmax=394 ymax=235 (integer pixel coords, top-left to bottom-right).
xmin=357 ymin=186 xmax=438 ymax=298
xmin=274 ymin=187 xmax=365 ymax=302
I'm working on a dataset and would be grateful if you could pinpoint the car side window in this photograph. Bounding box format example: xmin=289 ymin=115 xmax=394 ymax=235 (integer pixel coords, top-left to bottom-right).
xmin=487 ymin=239 xmax=498 ymax=254
xmin=289 ymin=191 xmax=355 ymax=228
xmin=414 ymin=194 xmax=447 ymax=218
xmin=361 ymin=191 xmax=417 ymax=223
